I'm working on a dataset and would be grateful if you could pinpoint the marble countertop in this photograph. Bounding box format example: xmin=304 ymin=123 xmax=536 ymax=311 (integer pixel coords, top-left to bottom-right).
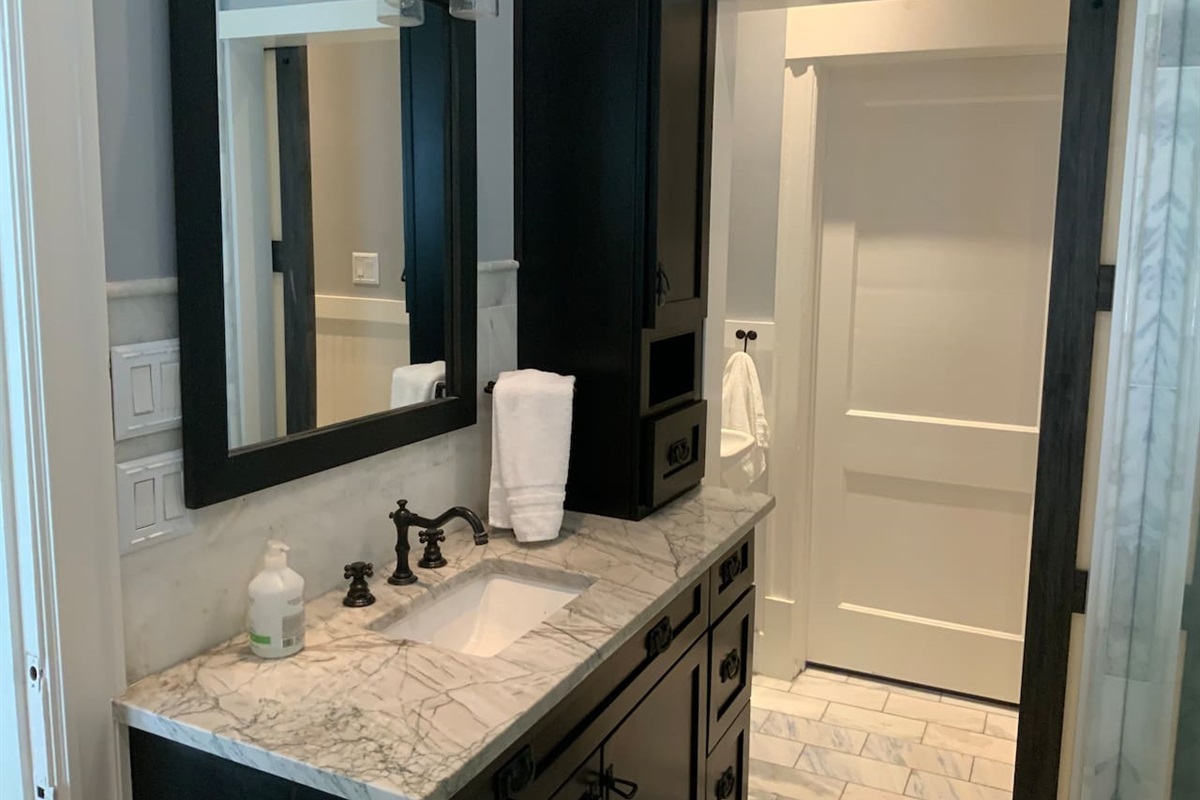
xmin=115 ymin=486 xmax=774 ymax=800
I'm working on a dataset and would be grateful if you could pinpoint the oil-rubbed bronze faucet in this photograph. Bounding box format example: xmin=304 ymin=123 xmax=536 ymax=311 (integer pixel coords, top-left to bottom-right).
xmin=387 ymin=500 xmax=488 ymax=585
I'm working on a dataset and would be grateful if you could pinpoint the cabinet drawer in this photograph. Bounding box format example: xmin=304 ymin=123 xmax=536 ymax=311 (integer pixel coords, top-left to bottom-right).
xmin=709 ymin=531 xmax=753 ymax=623
xmin=708 ymin=586 xmax=754 ymax=751
xmin=705 ymin=702 xmax=750 ymax=800
xmin=643 ymin=399 xmax=707 ymax=509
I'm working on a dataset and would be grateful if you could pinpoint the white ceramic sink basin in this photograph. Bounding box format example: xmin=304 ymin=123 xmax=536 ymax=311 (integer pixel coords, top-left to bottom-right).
xmin=379 ymin=571 xmax=585 ymax=657
xmin=720 ymin=428 xmax=756 ymax=464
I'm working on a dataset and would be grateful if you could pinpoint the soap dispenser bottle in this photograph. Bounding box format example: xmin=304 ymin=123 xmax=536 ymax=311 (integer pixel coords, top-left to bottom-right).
xmin=248 ymin=540 xmax=305 ymax=659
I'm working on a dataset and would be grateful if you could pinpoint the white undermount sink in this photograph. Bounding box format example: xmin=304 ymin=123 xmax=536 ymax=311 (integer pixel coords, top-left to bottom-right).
xmin=720 ymin=428 xmax=756 ymax=465
xmin=378 ymin=570 xmax=585 ymax=657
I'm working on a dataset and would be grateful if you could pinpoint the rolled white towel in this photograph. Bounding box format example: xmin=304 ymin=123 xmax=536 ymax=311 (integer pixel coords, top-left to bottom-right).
xmin=488 ymin=369 xmax=575 ymax=542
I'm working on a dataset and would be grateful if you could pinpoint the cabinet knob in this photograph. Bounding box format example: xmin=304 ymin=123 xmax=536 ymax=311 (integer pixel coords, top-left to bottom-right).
xmin=667 ymin=438 xmax=693 ymax=467
xmin=495 ymin=745 xmax=535 ymax=799
xmin=719 ymin=649 xmax=742 ymax=683
xmin=718 ymin=553 xmax=744 ymax=591
xmin=646 ymin=617 xmax=674 ymax=659
xmin=715 ymin=767 xmax=736 ymax=800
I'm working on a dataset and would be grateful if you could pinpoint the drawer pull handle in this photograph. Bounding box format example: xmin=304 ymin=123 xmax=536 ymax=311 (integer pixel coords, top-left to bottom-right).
xmin=606 ymin=766 xmax=640 ymax=799
xmin=667 ymin=438 xmax=693 ymax=467
xmin=655 ymin=263 xmax=671 ymax=307
xmin=715 ymin=767 xmax=736 ymax=800
xmin=646 ymin=617 xmax=674 ymax=659
xmin=719 ymin=552 xmax=744 ymax=591
xmin=719 ymin=649 xmax=742 ymax=683
xmin=494 ymin=745 xmax=535 ymax=799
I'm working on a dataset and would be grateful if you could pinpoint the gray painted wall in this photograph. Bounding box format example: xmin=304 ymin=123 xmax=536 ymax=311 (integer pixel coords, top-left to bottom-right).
xmin=96 ymin=0 xmax=515 ymax=282
xmin=475 ymin=2 xmax=515 ymax=262
xmin=95 ymin=0 xmax=176 ymax=281
xmin=726 ymin=10 xmax=787 ymax=320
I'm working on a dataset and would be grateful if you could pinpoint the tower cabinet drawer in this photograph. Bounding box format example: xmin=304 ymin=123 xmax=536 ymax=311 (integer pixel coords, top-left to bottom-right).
xmin=708 ymin=586 xmax=754 ymax=751
xmin=643 ymin=399 xmax=707 ymax=510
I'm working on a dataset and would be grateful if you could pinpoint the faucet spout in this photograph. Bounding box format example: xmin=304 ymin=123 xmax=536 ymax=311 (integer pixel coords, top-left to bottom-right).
xmin=443 ymin=506 xmax=488 ymax=545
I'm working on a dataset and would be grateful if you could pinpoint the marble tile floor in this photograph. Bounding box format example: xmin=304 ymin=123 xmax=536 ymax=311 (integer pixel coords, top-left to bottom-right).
xmin=749 ymin=669 xmax=1018 ymax=800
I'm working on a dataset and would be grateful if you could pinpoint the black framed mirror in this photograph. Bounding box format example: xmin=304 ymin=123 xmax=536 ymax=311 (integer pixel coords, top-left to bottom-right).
xmin=168 ymin=0 xmax=477 ymax=508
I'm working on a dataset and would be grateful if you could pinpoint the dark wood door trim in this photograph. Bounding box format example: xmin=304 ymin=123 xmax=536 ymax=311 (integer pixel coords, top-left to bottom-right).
xmin=1016 ymin=1 xmax=1122 ymax=797
xmin=273 ymin=47 xmax=318 ymax=434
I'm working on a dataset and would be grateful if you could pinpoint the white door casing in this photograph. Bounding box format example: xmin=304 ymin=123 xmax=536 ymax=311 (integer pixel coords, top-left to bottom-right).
xmin=806 ymin=56 xmax=1064 ymax=702
xmin=0 ymin=0 xmax=126 ymax=797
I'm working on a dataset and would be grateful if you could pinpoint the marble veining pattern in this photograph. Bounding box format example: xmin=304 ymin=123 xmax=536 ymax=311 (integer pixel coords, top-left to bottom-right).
xmin=115 ymin=487 xmax=773 ymax=800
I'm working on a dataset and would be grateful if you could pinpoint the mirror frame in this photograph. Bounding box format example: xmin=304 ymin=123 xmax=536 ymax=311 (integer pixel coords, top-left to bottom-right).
xmin=168 ymin=0 xmax=478 ymax=508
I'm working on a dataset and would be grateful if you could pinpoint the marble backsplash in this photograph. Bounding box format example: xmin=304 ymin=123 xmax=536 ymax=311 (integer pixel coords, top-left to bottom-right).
xmin=110 ymin=265 xmax=516 ymax=681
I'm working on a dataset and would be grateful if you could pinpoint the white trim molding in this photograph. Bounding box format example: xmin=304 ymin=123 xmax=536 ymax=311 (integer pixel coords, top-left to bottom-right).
xmin=105 ymin=278 xmax=178 ymax=300
xmin=314 ymin=294 xmax=408 ymax=325
xmin=784 ymin=0 xmax=1068 ymax=62
xmin=0 ymin=1 xmax=126 ymax=799
xmin=758 ymin=60 xmax=823 ymax=681
xmin=478 ymin=258 xmax=519 ymax=273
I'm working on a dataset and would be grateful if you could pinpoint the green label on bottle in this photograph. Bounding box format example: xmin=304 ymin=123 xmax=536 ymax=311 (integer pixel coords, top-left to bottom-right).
xmin=250 ymin=632 xmax=271 ymax=645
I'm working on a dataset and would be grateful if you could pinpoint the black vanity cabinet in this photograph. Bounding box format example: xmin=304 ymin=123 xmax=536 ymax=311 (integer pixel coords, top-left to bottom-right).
xmin=516 ymin=0 xmax=717 ymax=520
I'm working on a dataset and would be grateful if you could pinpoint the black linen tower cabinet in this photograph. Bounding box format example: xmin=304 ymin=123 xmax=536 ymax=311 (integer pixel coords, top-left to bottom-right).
xmin=515 ymin=0 xmax=718 ymax=520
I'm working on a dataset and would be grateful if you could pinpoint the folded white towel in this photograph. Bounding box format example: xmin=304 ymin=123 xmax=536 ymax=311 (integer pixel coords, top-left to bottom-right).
xmin=488 ymin=369 xmax=576 ymax=543
xmin=722 ymin=351 xmax=769 ymax=488
xmin=390 ymin=361 xmax=445 ymax=409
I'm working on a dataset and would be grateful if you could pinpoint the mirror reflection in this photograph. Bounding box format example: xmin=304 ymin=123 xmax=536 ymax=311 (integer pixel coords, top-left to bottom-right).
xmin=218 ymin=3 xmax=448 ymax=449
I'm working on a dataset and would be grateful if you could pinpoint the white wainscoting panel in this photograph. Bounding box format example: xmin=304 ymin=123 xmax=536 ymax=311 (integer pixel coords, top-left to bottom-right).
xmin=315 ymin=295 xmax=410 ymax=427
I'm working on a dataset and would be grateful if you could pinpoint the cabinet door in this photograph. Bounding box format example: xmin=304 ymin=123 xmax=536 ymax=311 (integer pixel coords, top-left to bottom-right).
xmin=705 ymin=704 xmax=751 ymax=800
xmin=647 ymin=0 xmax=715 ymax=330
xmin=602 ymin=637 xmax=707 ymax=799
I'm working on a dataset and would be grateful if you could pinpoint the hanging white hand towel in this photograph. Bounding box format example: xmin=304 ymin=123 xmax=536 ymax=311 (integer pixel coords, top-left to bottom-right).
xmin=488 ymin=369 xmax=576 ymax=542
xmin=390 ymin=360 xmax=445 ymax=408
xmin=721 ymin=351 xmax=770 ymax=488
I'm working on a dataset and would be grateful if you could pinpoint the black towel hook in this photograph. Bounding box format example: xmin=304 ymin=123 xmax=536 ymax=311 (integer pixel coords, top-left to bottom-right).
xmin=735 ymin=329 xmax=758 ymax=353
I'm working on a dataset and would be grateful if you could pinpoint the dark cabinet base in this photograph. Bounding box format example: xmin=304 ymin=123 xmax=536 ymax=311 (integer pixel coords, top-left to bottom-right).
xmin=128 ymin=728 xmax=342 ymax=800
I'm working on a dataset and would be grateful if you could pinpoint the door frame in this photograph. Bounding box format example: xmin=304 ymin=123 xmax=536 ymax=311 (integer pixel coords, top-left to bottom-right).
xmin=763 ymin=0 xmax=1121 ymax=798
xmin=0 ymin=0 xmax=127 ymax=797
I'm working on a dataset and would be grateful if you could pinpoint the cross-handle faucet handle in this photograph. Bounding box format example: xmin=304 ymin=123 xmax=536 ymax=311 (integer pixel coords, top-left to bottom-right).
xmin=344 ymin=561 xmax=374 ymax=580
xmin=342 ymin=562 xmax=376 ymax=608
xmin=419 ymin=528 xmax=446 ymax=545
xmin=417 ymin=528 xmax=448 ymax=570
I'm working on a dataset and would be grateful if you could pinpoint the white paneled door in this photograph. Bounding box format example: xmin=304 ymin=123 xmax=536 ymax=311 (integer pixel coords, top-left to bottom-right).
xmin=807 ymin=56 xmax=1065 ymax=703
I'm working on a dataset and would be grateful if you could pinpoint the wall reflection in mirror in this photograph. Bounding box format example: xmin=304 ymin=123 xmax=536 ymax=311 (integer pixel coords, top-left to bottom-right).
xmin=219 ymin=0 xmax=457 ymax=449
